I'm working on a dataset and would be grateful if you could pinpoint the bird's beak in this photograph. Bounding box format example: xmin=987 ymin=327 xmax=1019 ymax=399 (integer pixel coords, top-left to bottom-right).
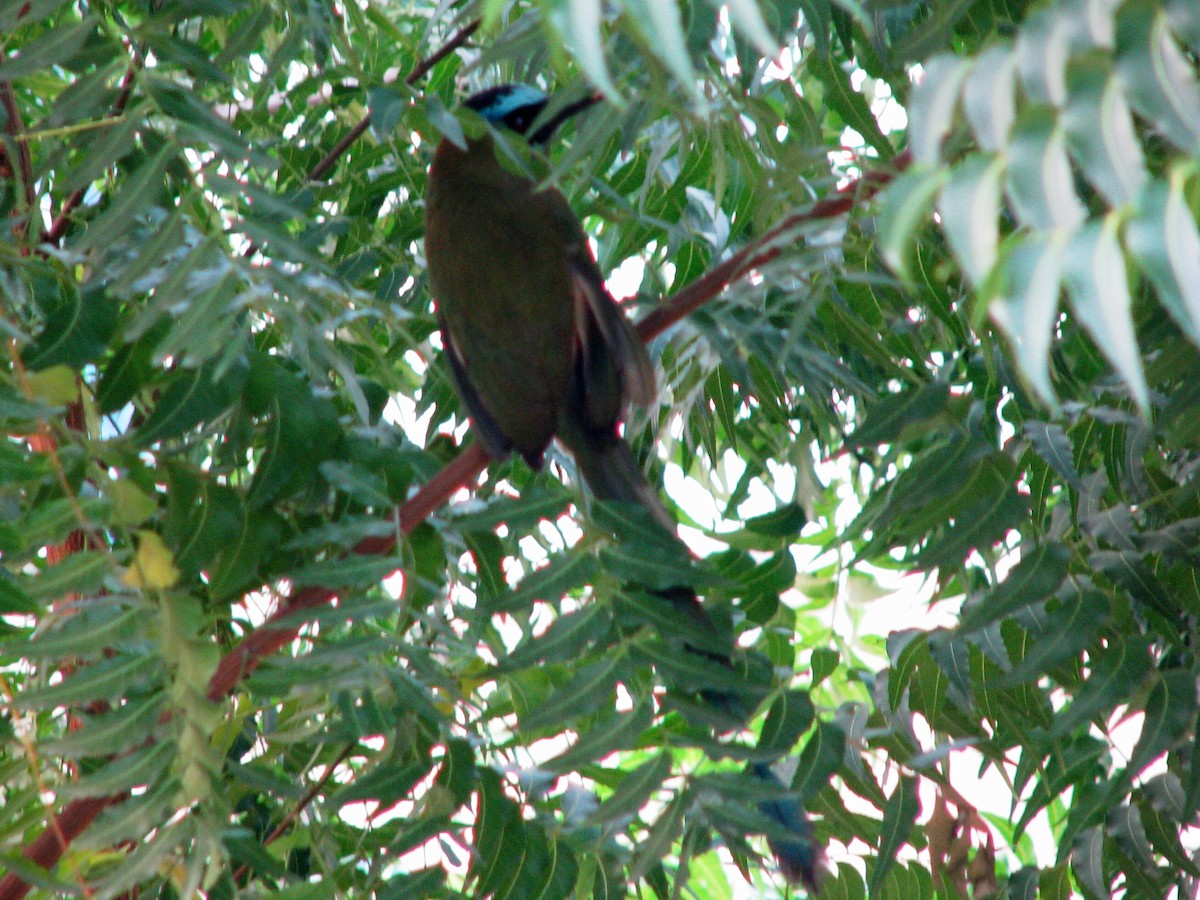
xmin=529 ymin=92 xmax=604 ymax=145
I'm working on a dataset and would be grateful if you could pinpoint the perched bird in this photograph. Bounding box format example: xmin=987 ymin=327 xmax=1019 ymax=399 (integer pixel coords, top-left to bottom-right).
xmin=424 ymin=83 xmax=675 ymax=531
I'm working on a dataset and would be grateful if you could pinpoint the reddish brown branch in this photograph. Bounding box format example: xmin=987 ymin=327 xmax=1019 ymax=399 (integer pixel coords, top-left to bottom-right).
xmin=0 ymin=797 xmax=119 ymax=899
xmin=638 ymin=149 xmax=912 ymax=342
xmin=0 ymin=147 xmax=908 ymax=900
xmin=1 ymin=80 xmax=36 ymax=244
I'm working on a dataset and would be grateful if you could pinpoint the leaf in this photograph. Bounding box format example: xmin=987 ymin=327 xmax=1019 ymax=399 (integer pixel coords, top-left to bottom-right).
xmin=545 ymin=0 xmax=621 ymax=102
xmin=1015 ymin=8 xmax=1069 ymax=106
xmin=70 ymin=145 xmax=174 ymax=254
xmin=22 ymin=551 xmax=113 ymax=602
xmin=1051 ymin=635 xmax=1151 ymax=736
xmin=1127 ymin=669 xmax=1197 ymax=776
xmin=1127 ymin=166 xmax=1200 ymax=347
xmin=545 ymin=702 xmax=653 ymax=772
xmin=1063 ymin=56 xmax=1147 ymax=206
xmin=1116 ymin=0 xmax=1200 ymax=153
xmin=791 ymin=722 xmax=845 ymax=803
xmin=586 ymin=753 xmax=672 ymax=825
xmin=24 ymin=283 xmax=119 ymax=370
xmin=938 ymin=153 xmax=1004 ymax=285
xmin=963 ymin=44 xmax=1018 ymax=146
xmin=629 ymin=791 xmax=688 ymax=882
xmin=1061 ymin=214 xmax=1149 ymax=411
xmin=847 ymin=381 xmax=950 ymax=447
xmin=873 ymin=165 xmax=945 ymax=282
xmin=959 ymin=542 xmax=1071 ymax=632
xmin=518 ymin=655 xmax=623 ymax=731
xmin=868 ymin=776 xmax=919 ymax=893
xmin=626 ymin=0 xmax=700 ymax=104
xmin=0 ymin=16 xmax=96 ymax=79
xmin=1005 ymin=105 xmax=1086 ymax=231
xmin=500 ymin=604 xmax=610 ymax=670
xmin=908 ymin=54 xmax=971 ymax=164
xmin=989 ymin=230 xmax=1068 ymax=407
xmin=14 ymin=652 xmax=159 ymax=710
xmin=1025 ymin=421 xmax=1084 ymax=490
xmin=807 ymin=52 xmax=894 ymax=158
xmin=757 ymin=689 xmax=816 ymax=755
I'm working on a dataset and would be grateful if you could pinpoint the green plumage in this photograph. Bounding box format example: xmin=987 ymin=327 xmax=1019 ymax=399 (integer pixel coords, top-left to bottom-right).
xmin=425 ymin=118 xmax=665 ymax=526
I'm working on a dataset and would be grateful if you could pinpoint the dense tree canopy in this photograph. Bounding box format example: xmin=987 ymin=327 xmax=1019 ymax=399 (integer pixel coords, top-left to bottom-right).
xmin=3 ymin=0 xmax=1200 ymax=896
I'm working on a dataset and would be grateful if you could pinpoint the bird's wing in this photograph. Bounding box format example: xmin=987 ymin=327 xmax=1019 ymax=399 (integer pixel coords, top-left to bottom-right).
xmin=567 ymin=255 xmax=657 ymax=410
xmin=438 ymin=312 xmax=529 ymax=465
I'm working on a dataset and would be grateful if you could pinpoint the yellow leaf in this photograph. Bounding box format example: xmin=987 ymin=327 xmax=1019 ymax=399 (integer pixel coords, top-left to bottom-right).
xmin=105 ymin=477 xmax=158 ymax=525
xmin=122 ymin=531 xmax=181 ymax=589
xmin=26 ymin=365 xmax=78 ymax=405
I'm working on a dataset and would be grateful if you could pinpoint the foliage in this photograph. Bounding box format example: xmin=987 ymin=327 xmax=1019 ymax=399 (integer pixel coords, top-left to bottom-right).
xmin=1 ymin=0 xmax=1199 ymax=897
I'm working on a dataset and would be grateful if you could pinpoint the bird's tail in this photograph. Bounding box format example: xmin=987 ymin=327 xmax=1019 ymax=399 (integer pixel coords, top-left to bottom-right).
xmin=561 ymin=427 xmax=676 ymax=534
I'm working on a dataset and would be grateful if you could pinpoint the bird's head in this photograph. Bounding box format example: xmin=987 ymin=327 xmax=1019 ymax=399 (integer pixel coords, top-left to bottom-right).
xmin=464 ymin=83 xmax=600 ymax=145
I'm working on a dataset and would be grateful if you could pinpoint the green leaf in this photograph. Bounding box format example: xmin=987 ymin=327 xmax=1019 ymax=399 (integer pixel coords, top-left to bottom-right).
xmin=757 ymin=689 xmax=815 ymax=755
xmin=70 ymin=144 xmax=174 ymax=254
xmin=807 ymin=52 xmax=894 ymax=158
xmin=1127 ymin=669 xmax=1197 ymax=776
xmin=963 ymin=45 xmax=1018 ymax=152
xmin=1061 ymin=214 xmax=1149 ymax=411
xmin=1127 ymin=166 xmax=1200 ymax=347
xmin=868 ymin=776 xmax=919 ymax=893
xmin=1116 ymin=0 xmax=1200 ymax=153
xmin=587 ymin=752 xmax=672 ymax=825
xmin=22 ymin=551 xmax=114 ymax=602
xmin=938 ymin=153 xmax=1004 ymax=285
xmin=15 ymin=652 xmax=160 ymax=710
xmin=990 ymin=230 xmax=1068 ymax=407
xmin=1005 ymin=105 xmax=1085 ymax=232
xmin=1063 ymin=56 xmax=1146 ymax=206
xmin=848 ymin=381 xmax=950 ymax=448
xmin=907 ymin=53 xmax=970 ymax=164
xmin=519 ymin=655 xmax=623 ymax=731
xmin=545 ymin=702 xmax=653 ymax=771
xmin=959 ymin=543 xmax=1071 ymax=632
xmin=873 ymin=165 xmax=945 ymax=283
xmin=545 ymin=0 xmax=621 ymax=102
xmin=0 ymin=16 xmax=96 ymax=79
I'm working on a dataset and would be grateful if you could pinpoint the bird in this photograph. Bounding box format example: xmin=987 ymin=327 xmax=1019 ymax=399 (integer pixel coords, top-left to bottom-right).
xmin=424 ymin=83 xmax=674 ymax=532
xmin=750 ymin=761 xmax=824 ymax=892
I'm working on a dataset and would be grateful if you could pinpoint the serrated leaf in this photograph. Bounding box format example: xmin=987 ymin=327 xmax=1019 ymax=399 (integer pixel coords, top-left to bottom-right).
xmin=586 ymin=752 xmax=672 ymax=826
xmin=908 ymin=54 xmax=971 ymax=164
xmin=876 ymin=167 xmax=948 ymax=282
xmin=1016 ymin=8 xmax=1069 ymax=106
xmin=938 ymin=153 xmax=1004 ymax=285
xmin=848 ymin=381 xmax=950 ymax=448
xmin=1127 ymin=669 xmax=1197 ymax=776
xmin=963 ymin=46 xmax=1018 ymax=151
xmin=1061 ymin=214 xmax=1148 ymax=410
xmin=960 ymin=542 xmax=1070 ymax=632
xmin=1005 ymin=105 xmax=1085 ymax=231
xmin=519 ymin=655 xmax=623 ymax=731
xmin=1063 ymin=57 xmax=1146 ymax=206
xmin=1128 ymin=166 xmax=1200 ymax=347
xmin=545 ymin=702 xmax=653 ymax=772
xmin=990 ymin=231 xmax=1067 ymax=407
xmin=869 ymin=776 xmax=919 ymax=893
